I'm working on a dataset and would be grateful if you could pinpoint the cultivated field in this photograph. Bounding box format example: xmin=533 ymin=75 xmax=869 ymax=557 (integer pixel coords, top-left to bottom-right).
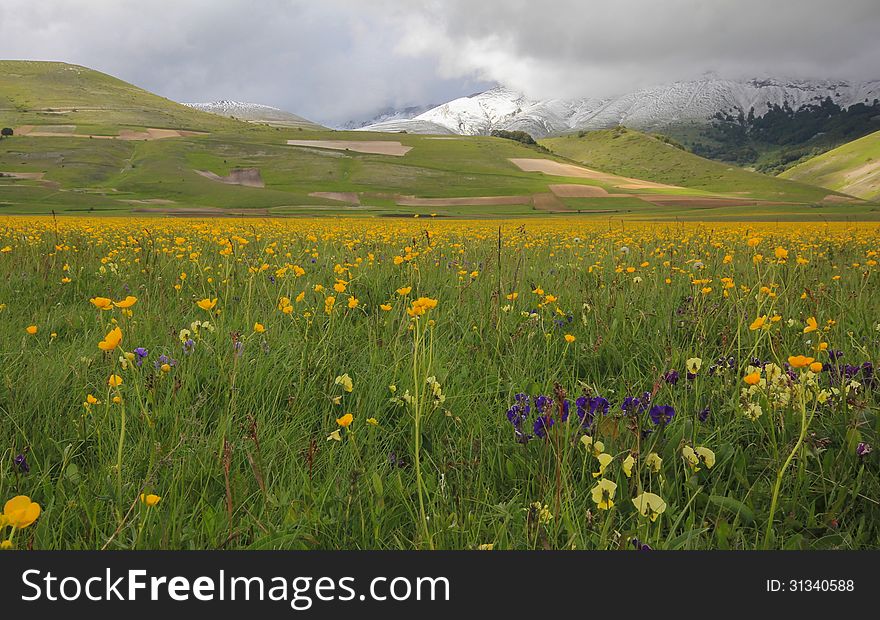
xmin=1 ymin=216 xmax=877 ymax=550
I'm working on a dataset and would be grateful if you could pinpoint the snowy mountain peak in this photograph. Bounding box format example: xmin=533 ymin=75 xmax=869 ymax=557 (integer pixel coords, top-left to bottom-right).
xmin=359 ymin=77 xmax=880 ymax=137
xmin=183 ymin=101 xmax=323 ymax=128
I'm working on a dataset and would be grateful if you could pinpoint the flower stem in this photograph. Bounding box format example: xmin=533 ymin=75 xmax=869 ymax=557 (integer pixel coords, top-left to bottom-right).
xmin=763 ymin=397 xmax=813 ymax=548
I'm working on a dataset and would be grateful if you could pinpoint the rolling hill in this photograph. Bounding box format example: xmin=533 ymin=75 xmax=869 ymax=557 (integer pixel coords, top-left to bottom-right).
xmin=1 ymin=61 xmax=876 ymax=220
xmin=540 ymin=127 xmax=848 ymax=203
xmin=779 ymin=130 xmax=880 ymax=201
xmin=0 ymin=60 xmax=240 ymax=134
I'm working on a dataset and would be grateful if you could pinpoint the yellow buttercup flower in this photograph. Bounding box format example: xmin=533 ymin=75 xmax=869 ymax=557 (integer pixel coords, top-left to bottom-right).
xmin=196 ymin=298 xmax=217 ymax=311
xmin=98 ymin=326 xmax=123 ymax=351
xmin=809 ymin=361 xmax=823 ymax=373
xmin=25 ymin=325 xmax=38 ymax=335
xmin=336 ymin=413 xmax=354 ymax=427
xmin=90 ymin=296 xmax=113 ymax=310
xmin=113 ymin=296 xmax=138 ymax=309
xmin=108 ymin=374 xmax=123 ymax=387
xmin=749 ymin=315 xmax=768 ymax=330
xmin=744 ymin=371 xmax=761 ymax=386
xmin=140 ymin=494 xmax=161 ymax=507
xmin=253 ymin=322 xmax=266 ymax=333
xmin=564 ymin=334 xmax=576 ymax=343
xmin=3 ymin=495 xmax=41 ymax=529
xmin=406 ymin=296 xmax=438 ymax=317
xmin=788 ymin=355 xmax=815 ymax=369
xmin=803 ymin=316 xmax=818 ymax=333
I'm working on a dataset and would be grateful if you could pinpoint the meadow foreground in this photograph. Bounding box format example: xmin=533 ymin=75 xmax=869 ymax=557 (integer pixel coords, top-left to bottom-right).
xmin=0 ymin=216 xmax=877 ymax=550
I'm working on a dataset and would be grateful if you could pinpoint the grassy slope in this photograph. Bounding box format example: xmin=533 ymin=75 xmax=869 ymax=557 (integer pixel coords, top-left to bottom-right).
xmin=0 ymin=60 xmax=240 ymax=133
xmin=540 ymin=128 xmax=847 ymax=203
xmin=780 ymin=130 xmax=880 ymax=201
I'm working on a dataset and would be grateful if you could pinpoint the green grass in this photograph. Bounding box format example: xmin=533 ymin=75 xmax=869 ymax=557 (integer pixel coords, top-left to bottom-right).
xmin=0 ymin=217 xmax=877 ymax=550
xmin=780 ymin=130 xmax=880 ymax=201
xmin=541 ymin=128 xmax=848 ymax=202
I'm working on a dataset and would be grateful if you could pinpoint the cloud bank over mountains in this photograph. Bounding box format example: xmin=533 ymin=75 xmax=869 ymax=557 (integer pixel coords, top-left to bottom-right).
xmin=0 ymin=0 xmax=877 ymax=125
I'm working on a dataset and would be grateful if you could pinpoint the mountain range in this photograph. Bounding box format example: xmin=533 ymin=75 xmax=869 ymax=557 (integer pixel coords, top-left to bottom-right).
xmin=353 ymin=78 xmax=880 ymax=138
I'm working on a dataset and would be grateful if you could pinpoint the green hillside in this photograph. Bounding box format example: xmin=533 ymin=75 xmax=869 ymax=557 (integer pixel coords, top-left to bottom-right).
xmin=780 ymin=130 xmax=880 ymax=201
xmin=0 ymin=60 xmax=240 ymax=133
xmin=540 ymin=127 xmax=847 ymax=203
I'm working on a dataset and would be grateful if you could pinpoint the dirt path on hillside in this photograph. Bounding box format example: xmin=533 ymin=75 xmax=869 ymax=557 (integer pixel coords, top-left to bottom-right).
xmin=287 ymin=140 xmax=413 ymax=156
xmin=509 ymin=158 xmax=683 ymax=190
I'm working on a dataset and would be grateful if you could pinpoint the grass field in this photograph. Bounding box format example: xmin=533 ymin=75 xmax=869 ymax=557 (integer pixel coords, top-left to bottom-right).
xmin=781 ymin=130 xmax=880 ymax=202
xmin=1 ymin=216 xmax=877 ymax=550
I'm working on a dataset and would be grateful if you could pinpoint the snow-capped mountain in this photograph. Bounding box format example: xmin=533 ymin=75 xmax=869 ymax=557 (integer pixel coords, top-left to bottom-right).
xmin=341 ymin=103 xmax=439 ymax=130
xmin=183 ymin=100 xmax=323 ymax=129
xmin=359 ymin=78 xmax=880 ymax=137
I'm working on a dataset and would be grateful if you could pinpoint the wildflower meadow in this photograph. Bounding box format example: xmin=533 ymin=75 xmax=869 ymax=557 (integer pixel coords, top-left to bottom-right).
xmin=0 ymin=216 xmax=877 ymax=550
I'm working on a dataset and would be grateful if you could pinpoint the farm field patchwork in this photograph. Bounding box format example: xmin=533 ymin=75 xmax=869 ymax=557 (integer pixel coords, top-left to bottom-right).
xmin=0 ymin=216 xmax=877 ymax=550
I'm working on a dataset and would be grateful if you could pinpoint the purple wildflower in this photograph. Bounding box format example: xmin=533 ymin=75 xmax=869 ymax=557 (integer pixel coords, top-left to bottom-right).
xmin=133 ymin=347 xmax=149 ymax=367
xmin=621 ymin=395 xmax=641 ymax=414
xmin=664 ymin=370 xmax=680 ymax=386
xmin=698 ymin=406 xmax=710 ymax=423
xmin=649 ymin=404 xmax=676 ymax=426
xmin=155 ymin=354 xmax=178 ymax=370
xmin=560 ymin=399 xmax=571 ymax=422
xmin=14 ymin=453 xmax=29 ymax=474
xmin=631 ymin=538 xmax=652 ymax=551
xmin=856 ymin=442 xmax=872 ymax=457
xmin=534 ymin=395 xmax=553 ymax=414
xmin=533 ymin=415 xmax=554 ymax=439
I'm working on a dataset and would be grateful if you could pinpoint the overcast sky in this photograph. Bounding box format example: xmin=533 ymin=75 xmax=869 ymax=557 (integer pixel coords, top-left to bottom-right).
xmin=1 ymin=0 xmax=878 ymax=126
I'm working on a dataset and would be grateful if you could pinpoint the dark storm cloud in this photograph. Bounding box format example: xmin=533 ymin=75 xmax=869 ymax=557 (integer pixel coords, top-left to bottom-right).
xmin=1 ymin=0 xmax=877 ymax=124
xmin=395 ymin=0 xmax=880 ymax=99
